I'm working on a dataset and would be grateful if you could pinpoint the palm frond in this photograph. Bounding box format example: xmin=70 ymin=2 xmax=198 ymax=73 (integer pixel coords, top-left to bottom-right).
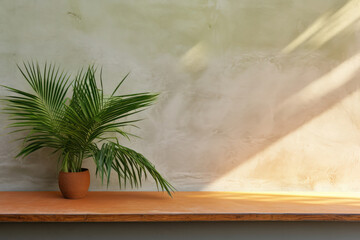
xmin=92 ymin=142 xmax=175 ymax=196
xmin=1 ymin=62 xmax=71 ymax=158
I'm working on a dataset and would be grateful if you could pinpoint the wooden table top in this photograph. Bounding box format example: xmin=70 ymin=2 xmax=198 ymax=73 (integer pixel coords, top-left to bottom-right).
xmin=1 ymin=191 xmax=360 ymax=222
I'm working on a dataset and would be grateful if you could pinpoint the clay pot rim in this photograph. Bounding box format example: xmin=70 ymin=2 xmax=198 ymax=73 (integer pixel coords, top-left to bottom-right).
xmin=59 ymin=168 xmax=89 ymax=174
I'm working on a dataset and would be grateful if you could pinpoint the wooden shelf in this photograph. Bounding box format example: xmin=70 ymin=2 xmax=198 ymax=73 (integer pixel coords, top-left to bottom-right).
xmin=1 ymin=191 xmax=360 ymax=222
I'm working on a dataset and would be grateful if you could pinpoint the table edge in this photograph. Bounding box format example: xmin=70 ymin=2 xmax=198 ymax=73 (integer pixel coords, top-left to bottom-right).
xmin=2 ymin=213 xmax=360 ymax=222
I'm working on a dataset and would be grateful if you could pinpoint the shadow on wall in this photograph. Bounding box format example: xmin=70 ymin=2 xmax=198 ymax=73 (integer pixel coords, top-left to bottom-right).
xmin=282 ymin=0 xmax=360 ymax=54
xmin=198 ymin=0 xmax=360 ymax=191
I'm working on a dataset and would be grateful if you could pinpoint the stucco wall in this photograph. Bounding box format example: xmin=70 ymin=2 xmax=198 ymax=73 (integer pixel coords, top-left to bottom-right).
xmin=1 ymin=0 xmax=360 ymax=192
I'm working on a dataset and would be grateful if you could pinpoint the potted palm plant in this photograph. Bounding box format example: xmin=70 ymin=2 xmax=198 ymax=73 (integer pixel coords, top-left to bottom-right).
xmin=1 ymin=62 xmax=174 ymax=198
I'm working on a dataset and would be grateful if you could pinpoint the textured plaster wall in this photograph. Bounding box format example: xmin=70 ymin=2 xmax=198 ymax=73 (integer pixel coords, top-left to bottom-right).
xmin=1 ymin=0 xmax=360 ymax=191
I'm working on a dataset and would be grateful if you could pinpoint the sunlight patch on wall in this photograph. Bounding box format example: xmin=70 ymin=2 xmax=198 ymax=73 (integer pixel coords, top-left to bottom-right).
xmin=180 ymin=42 xmax=209 ymax=73
xmin=282 ymin=0 xmax=360 ymax=53
xmin=280 ymin=52 xmax=360 ymax=108
xmin=204 ymin=52 xmax=360 ymax=191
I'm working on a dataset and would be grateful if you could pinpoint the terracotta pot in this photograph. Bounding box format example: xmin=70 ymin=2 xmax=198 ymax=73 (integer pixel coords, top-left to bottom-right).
xmin=58 ymin=168 xmax=90 ymax=199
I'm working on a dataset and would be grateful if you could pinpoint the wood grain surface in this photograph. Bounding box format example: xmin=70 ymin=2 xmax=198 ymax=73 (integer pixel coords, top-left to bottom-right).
xmin=1 ymin=191 xmax=360 ymax=222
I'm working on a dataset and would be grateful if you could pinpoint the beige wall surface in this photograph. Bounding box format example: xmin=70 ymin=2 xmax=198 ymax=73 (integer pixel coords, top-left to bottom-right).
xmin=1 ymin=0 xmax=360 ymax=192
